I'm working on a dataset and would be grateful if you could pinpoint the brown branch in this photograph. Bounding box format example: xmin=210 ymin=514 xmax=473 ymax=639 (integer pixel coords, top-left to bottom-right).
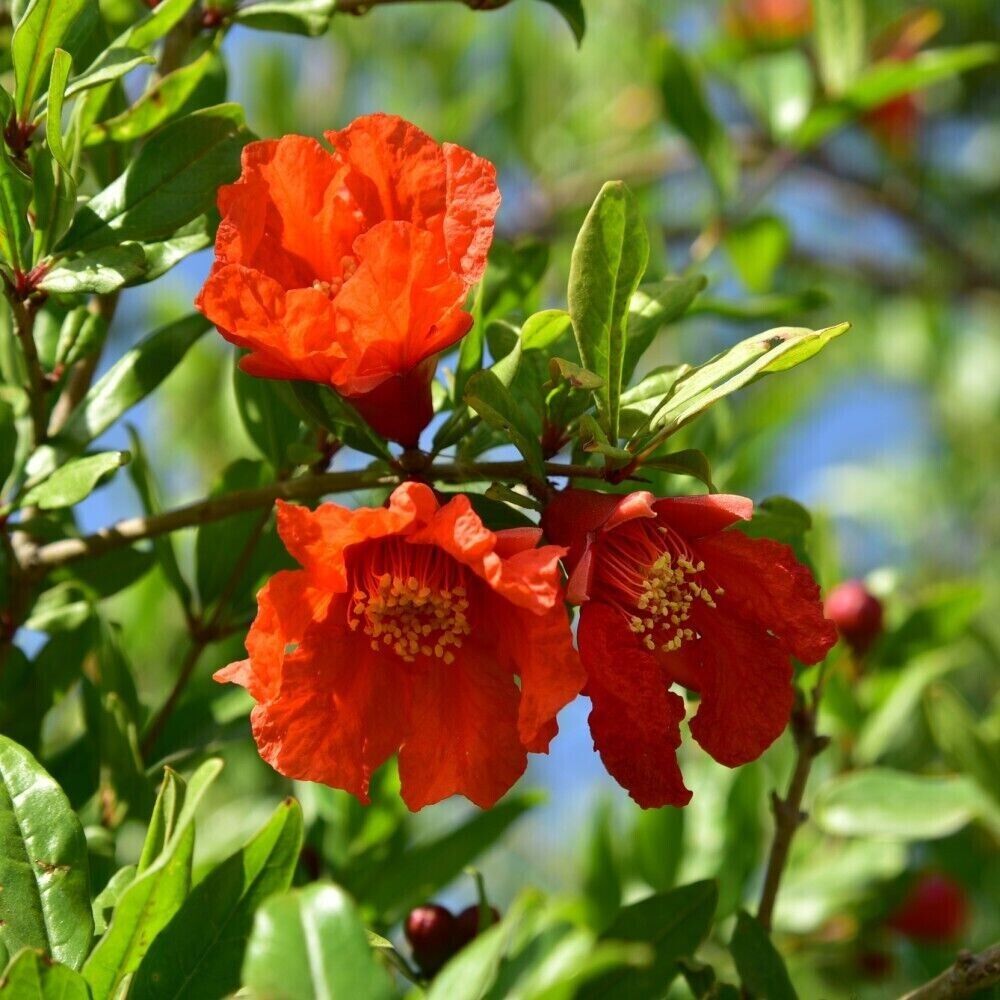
xmin=899 ymin=943 xmax=1000 ymax=1000
xmin=757 ymin=679 xmax=831 ymax=932
xmin=17 ymin=460 xmax=613 ymax=573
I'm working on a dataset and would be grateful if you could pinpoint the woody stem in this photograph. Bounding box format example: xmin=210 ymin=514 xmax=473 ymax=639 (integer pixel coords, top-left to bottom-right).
xmin=16 ymin=460 xmax=626 ymax=575
xmin=898 ymin=942 xmax=1000 ymax=1000
xmin=756 ymin=672 xmax=831 ymax=932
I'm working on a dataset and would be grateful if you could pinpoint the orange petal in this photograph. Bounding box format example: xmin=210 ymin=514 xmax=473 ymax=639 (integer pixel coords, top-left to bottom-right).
xmin=398 ymin=645 xmax=526 ymax=810
xmin=442 ymin=142 xmax=500 ymax=283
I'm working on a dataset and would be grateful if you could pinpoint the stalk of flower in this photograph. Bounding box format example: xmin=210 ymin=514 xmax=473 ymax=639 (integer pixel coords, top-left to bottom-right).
xmin=215 ymin=483 xmax=584 ymax=810
xmin=196 ymin=113 xmax=501 ymax=447
xmin=541 ymin=488 xmax=837 ymax=808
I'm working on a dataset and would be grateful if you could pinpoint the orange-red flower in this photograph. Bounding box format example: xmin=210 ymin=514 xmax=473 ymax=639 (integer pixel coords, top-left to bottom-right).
xmin=542 ymin=489 xmax=836 ymax=808
xmin=196 ymin=113 xmax=500 ymax=446
xmin=727 ymin=0 xmax=813 ymax=42
xmin=216 ymin=483 xmax=583 ymax=810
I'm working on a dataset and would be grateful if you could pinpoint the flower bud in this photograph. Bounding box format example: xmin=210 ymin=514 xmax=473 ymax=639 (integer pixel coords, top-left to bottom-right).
xmin=404 ymin=904 xmax=457 ymax=975
xmin=888 ymin=873 xmax=969 ymax=943
xmin=454 ymin=904 xmax=501 ymax=947
xmin=825 ymin=580 xmax=883 ymax=655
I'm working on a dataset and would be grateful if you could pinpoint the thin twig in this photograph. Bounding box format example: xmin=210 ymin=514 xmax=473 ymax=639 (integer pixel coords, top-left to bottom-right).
xmin=756 ymin=672 xmax=831 ymax=932
xmin=899 ymin=943 xmax=1000 ymax=1000
xmin=18 ymin=460 xmax=615 ymax=573
xmin=6 ymin=290 xmax=47 ymax=447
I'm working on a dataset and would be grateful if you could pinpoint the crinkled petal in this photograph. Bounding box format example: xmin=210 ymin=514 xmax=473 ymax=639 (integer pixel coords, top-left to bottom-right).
xmin=250 ymin=624 xmax=409 ymax=803
xmin=580 ymin=603 xmax=692 ymax=808
xmin=698 ymin=531 xmax=836 ymax=664
xmin=683 ymin=612 xmax=795 ymax=768
xmin=333 ymin=221 xmax=472 ymax=395
xmin=494 ymin=601 xmax=584 ymax=752
xmin=275 ymin=485 xmax=432 ymax=590
xmin=398 ymin=645 xmax=525 ymax=809
xmin=653 ymin=494 xmax=754 ymax=538
xmin=442 ymin=142 xmax=500 ymax=282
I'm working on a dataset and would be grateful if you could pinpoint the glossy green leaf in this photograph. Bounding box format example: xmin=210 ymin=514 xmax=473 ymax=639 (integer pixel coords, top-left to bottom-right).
xmin=465 ymin=369 xmax=546 ymax=477
xmin=84 ymin=50 xmax=220 ymax=146
xmin=20 ymin=451 xmax=128 ymax=510
xmin=730 ymin=911 xmax=797 ymax=1000
xmin=813 ymin=0 xmax=865 ymax=97
xmin=119 ymin=0 xmax=200 ymax=50
xmin=656 ymin=35 xmax=737 ymax=200
xmin=925 ymin=684 xmax=1000 ymax=806
xmin=233 ymin=355 xmax=303 ymax=472
xmin=814 ymin=768 xmax=992 ymax=839
xmin=581 ymin=799 xmax=621 ymax=932
xmin=39 ymin=244 xmax=147 ymax=294
xmin=50 ymin=313 xmax=210 ymax=454
xmin=643 ymin=449 xmax=716 ymax=491
xmin=580 ymin=880 xmax=718 ymax=999
xmin=233 ymin=0 xmax=338 ymax=36
xmin=623 ymin=275 xmax=707 ymax=383
xmin=537 ymin=0 xmax=585 ymax=43
xmin=0 ymin=140 xmax=32 ymax=271
xmin=723 ymin=216 xmax=790 ymax=295
xmin=82 ymin=760 xmax=223 ymax=1000
xmin=242 ymin=884 xmax=394 ymax=1000
xmin=131 ymin=798 xmax=303 ymax=999
xmin=59 ymin=104 xmax=249 ymax=252
xmin=92 ymin=865 xmax=136 ymax=936
xmin=0 ymin=736 xmax=93 ymax=969
xmin=350 ymin=792 xmax=540 ymax=924
xmin=288 ymin=382 xmax=392 ymax=461
xmin=43 ymin=49 xmax=72 ymax=172
xmin=0 ymin=948 xmax=90 ymax=998
xmin=568 ymin=180 xmax=649 ymax=441
xmin=10 ymin=0 xmax=89 ymax=116
xmin=138 ymin=216 xmax=215 ymax=281
xmin=54 ymin=47 xmax=153 ymax=106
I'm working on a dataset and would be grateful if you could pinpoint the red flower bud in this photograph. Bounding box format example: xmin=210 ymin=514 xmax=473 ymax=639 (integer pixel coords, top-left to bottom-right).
xmin=857 ymin=949 xmax=894 ymax=980
xmin=404 ymin=904 xmax=457 ymax=974
xmin=454 ymin=904 xmax=501 ymax=947
xmin=888 ymin=873 xmax=969 ymax=943
xmin=825 ymin=580 xmax=883 ymax=655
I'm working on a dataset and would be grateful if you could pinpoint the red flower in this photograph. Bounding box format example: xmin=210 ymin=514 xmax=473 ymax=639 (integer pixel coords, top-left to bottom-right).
xmin=542 ymin=489 xmax=836 ymax=808
xmin=216 ymin=483 xmax=583 ymax=810
xmin=727 ymin=0 xmax=813 ymax=42
xmin=196 ymin=113 xmax=500 ymax=446
xmin=888 ymin=872 xmax=969 ymax=942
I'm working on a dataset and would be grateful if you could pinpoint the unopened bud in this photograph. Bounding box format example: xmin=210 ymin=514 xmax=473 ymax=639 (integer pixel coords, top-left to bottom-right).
xmin=404 ymin=904 xmax=457 ymax=975
xmin=825 ymin=580 xmax=883 ymax=656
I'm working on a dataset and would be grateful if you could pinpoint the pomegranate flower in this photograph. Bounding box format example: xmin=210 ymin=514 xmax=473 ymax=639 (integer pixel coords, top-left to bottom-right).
xmin=216 ymin=483 xmax=583 ymax=810
xmin=542 ymin=489 xmax=836 ymax=808
xmin=196 ymin=113 xmax=500 ymax=446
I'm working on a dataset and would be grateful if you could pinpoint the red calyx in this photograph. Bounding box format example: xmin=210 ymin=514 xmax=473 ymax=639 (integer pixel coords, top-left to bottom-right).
xmin=887 ymin=872 xmax=969 ymax=943
xmin=454 ymin=904 xmax=501 ymax=948
xmin=824 ymin=580 xmax=884 ymax=656
xmin=3 ymin=115 xmax=37 ymax=158
xmin=201 ymin=6 xmax=225 ymax=28
xmin=404 ymin=904 xmax=458 ymax=975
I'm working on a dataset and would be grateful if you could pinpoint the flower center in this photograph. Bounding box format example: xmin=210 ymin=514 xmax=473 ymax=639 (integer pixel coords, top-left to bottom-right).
xmin=597 ymin=519 xmax=723 ymax=654
xmin=347 ymin=541 xmax=472 ymax=663
xmin=311 ymin=256 xmax=358 ymax=299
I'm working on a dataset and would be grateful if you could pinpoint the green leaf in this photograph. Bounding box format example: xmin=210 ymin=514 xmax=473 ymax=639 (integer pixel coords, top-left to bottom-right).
xmin=10 ymin=0 xmax=89 ymax=116
xmin=20 ymin=451 xmax=128 ymax=510
xmin=59 ymin=104 xmax=250 ymax=253
xmin=0 ymin=139 xmax=32 ymax=271
xmin=233 ymin=354 xmax=302 ymax=472
xmin=730 ymin=911 xmax=798 ymax=1000
xmin=547 ymin=357 xmax=604 ymax=391
xmin=580 ymin=880 xmax=718 ymax=999
xmin=119 ymin=0 xmax=200 ymax=51
xmin=0 ymin=948 xmax=90 ymax=998
xmin=623 ymin=275 xmax=707 ymax=383
xmin=568 ymin=180 xmax=649 ymax=441
xmin=656 ymin=35 xmax=738 ymax=200
xmin=464 ymin=369 xmax=546 ymax=478
xmin=536 ymin=0 xmax=586 ymax=44
xmin=84 ymin=50 xmax=220 ymax=147
xmin=349 ymin=792 xmax=539 ymax=924
xmin=925 ymin=684 xmax=1000 ymax=807
xmin=638 ymin=323 xmax=850 ymax=446
xmin=38 ymin=244 xmax=147 ymax=294
xmin=233 ymin=0 xmax=338 ymax=36
xmin=795 ymin=44 xmax=999 ymax=147
xmin=643 ymin=449 xmax=716 ymax=491
xmin=814 ymin=768 xmax=993 ymax=840
xmin=242 ymin=884 xmax=394 ymax=1000
xmin=813 ymin=0 xmax=865 ymax=97
xmin=632 ymin=807 xmax=684 ymax=893
xmin=723 ymin=216 xmax=790 ymax=295
xmin=130 ymin=798 xmax=304 ymax=1000
xmin=736 ymin=50 xmax=814 ymax=141
xmin=82 ymin=760 xmax=223 ymax=1000
xmin=0 ymin=397 xmax=16 ymax=485
xmin=0 ymin=736 xmax=93 ymax=969
xmin=138 ymin=216 xmax=215 ymax=281
xmin=50 ymin=47 xmax=154 ymax=107
xmin=288 ymin=382 xmax=392 ymax=461
xmin=48 ymin=313 xmax=210 ymax=456
xmin=43 ymin=49 xmax=72 ymax=172
xmin=92 ymin=865 xmax=136 ymax=936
